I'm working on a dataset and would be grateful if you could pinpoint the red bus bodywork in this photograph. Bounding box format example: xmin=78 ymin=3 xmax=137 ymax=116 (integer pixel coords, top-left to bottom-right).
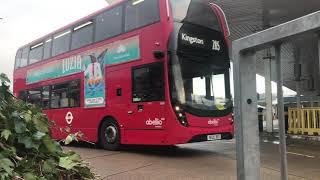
xmin=13 ymin=0 xmax=234 ymax=146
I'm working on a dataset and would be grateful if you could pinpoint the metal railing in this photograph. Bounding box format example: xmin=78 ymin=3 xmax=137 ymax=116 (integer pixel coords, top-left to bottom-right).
xmin=288 ymin=108 xmax=320 ymax=135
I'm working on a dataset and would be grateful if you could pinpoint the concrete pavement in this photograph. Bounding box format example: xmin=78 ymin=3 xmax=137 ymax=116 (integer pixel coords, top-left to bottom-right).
xmin=63 ymin=138 xmax=320 ymax=180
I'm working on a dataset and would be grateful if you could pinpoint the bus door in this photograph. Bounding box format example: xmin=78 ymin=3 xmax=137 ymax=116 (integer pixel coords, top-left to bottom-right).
xmin=128 ymin=62 xmax=166 ymax=130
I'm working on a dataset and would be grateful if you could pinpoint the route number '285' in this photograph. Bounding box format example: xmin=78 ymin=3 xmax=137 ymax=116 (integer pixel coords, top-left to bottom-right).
xmin=212 ymin=40 xmax=220 ymax=51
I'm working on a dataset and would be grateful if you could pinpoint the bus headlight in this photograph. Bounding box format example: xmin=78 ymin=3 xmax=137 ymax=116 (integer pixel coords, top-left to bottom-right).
xmin=173 ymin=105 xmax=189 ymax=127
xmin=230 ymin=113 xmax=234 ymax=124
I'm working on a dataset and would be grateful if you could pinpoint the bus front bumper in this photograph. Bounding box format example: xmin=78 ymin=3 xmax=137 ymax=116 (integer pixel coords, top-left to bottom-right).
xmin=169 ymin=124 xmax=234 ymax=145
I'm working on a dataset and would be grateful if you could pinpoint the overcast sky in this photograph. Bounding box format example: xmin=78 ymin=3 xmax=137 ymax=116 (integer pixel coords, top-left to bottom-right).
xmin=0 ymin=0 xmax=295 ymax=97
xmin=0 ymin=0 xmax=108 ymax=83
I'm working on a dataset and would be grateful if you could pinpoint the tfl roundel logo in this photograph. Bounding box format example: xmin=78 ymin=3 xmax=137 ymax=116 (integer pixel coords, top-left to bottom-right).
xmin=65 ymin=112 xmax=74 ymax=125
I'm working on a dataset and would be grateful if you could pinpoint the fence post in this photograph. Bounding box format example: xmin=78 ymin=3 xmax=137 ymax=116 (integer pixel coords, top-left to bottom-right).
xmin=307 ymin=110 xmax=311 ymax=135
xmin=288 ymin=109 xmax=292 ymax=133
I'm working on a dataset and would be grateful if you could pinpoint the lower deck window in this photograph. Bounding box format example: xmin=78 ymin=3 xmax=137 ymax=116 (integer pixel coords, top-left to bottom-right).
xmin=19 ymin=80 xmax=80 ymax=109
xmin=28 ymin=88 xmax=42 ymax=107
xmin=51 ymin=84 xmax=69 ymax=109
xmin=42 ymin=86 xmax=50 ymax=109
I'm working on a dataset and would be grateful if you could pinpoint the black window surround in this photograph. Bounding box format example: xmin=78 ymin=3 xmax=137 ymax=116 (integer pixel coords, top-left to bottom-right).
xmin=15 ymin=0 xmax=161 ymax=69
xmin=19 ymin=79 xmax=81 ymax=110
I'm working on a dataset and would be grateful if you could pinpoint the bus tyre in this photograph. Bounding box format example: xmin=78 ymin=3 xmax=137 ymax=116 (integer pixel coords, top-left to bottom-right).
xmin=99 ymin=119 xmax=121 ymax=151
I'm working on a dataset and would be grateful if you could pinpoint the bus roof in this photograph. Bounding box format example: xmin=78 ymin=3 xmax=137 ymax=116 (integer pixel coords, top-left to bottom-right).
xmin=19 ymin=0 xmax=126 ymax=50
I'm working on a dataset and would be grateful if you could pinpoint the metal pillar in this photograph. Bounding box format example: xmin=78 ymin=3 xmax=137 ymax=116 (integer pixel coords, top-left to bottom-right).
xmin=232 ymin=11 xmax=320 ymax=180
xmin=264 ymin=50 xmax=273 ymax=133
xmin=318 ymin=34 xmax=320 ymax=97
xmin=275 ymin=44 xmax=288 ymax=180
xmin=233 ymin=50 xmax=260 ymax=180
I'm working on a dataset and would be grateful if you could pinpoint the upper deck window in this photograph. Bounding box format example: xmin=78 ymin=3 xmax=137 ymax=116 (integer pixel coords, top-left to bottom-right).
xmin=43 ymin=38 xmax=52 ymax=60
xmin=72 ymin=21 xmax=94 ymax=50
xmin=20 ymin=47 xmax=29 ymax=67
xmin=170 ymin=0 xmax=222 ymax=32
xmin=29 ymin=42 xmax=44 ymax=64
xmin=170 ymin=0 xmax=191 ymax=21
xmin=125 ymin=0 xmax=160 ymax=32
xmin=15 ymin=0 xmax=161 ymax=69
xmin=95 ymin=6 xmax=123 ymax=42
xmin=52 ymin=29 xmax=71 ymax=56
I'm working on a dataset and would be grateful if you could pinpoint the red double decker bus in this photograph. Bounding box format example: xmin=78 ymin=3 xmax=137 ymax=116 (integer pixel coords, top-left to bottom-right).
xmin=14 ymin=0 xmax=234 ymax=150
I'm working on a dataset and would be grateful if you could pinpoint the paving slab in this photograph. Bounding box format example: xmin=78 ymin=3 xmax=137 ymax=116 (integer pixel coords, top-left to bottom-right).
xmin=64 ymin=139 xmax=320 ymax=180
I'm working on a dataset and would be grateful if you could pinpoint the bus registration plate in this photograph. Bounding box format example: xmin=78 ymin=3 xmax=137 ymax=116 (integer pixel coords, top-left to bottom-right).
xmin=207 ymin=134 xmax=221 ymax=141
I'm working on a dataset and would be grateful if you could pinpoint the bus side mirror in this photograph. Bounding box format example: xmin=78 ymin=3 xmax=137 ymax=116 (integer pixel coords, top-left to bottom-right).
xmin=153 ymin=50 xmax=165 ymax=59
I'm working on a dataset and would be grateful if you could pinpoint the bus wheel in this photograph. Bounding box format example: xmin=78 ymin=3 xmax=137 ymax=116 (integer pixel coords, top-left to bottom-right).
xmin=99 ymin=119 xmax=121 ymax=151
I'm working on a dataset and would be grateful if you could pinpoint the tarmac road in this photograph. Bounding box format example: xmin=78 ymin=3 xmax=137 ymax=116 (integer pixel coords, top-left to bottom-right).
xmin=64 ymin=137 xmax=320 ymax=180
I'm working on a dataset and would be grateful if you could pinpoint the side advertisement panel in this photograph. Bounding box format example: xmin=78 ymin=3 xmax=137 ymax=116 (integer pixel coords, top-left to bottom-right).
xmin=26 ymin=36 xmax=140 ymax=108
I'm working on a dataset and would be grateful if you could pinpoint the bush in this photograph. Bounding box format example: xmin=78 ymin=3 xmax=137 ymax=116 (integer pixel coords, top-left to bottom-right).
xmin=0 ymin=73 xmax=94 ymax=180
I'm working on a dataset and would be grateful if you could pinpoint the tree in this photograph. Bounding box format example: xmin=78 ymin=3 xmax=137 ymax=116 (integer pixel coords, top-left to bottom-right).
xmin=0 ymin=73 xmax=94 ymax=179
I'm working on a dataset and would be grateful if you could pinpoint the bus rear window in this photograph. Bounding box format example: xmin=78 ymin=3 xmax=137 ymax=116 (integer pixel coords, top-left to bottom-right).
xmin=170 ymin=0 xmax=222 ymax=32
xmin=125 ymin=0 xmax=160 ymax=32
xmin=15 ymin=49 xmax=22 ymax=69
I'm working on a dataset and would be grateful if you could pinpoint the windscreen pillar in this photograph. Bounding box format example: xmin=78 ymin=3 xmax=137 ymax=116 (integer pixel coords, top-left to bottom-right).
xmin=264 ymin=49 xmax=273 ymax=133
xmin=233 ymin=47 xmax=260 ymax=180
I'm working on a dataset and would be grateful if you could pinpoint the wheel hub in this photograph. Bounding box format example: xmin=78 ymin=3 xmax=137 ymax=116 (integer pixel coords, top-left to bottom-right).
xmin=104 ymin=126 xmax=117 ymax=144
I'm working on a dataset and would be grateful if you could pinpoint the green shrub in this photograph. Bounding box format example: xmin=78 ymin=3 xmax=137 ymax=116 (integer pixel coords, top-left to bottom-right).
xmin=0 ymin=73 xmax=94 ymax=180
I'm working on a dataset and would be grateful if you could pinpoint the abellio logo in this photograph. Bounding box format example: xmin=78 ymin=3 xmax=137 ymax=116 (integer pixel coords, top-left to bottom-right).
xmin=146 ymin=118 xmax=163 ymax=126
xmin=181 ymin=33 xmax=205 ymax=45
xmin=208 ymin=119 xmax=219 ymax=126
